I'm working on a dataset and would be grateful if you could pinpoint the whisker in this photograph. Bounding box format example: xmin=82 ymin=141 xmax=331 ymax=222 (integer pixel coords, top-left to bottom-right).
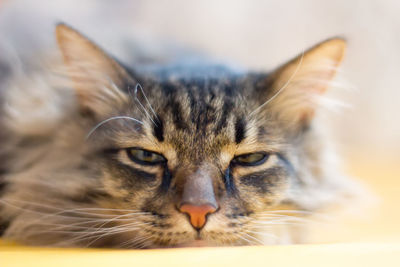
xmin=132 ymin=83 xmax=157 ymax=126
xmin=21 ymin=218 xmax=149 ymax=240
xmin=245 ymin=229 xmax=278 ymax=241
xmin=253 ymin=217 xmax=314 ymax=224
xmin=120 ymin=233 xmax=152 ymax=249
xmin=1 ymin=199 xmax=148 ymax=218
xmin=254 ymin=215 xmax=310 ymax=221
xmin=249 ymin=49 xmax=305 ymax=117
xmin=2 ymin=198 xmax=146 ymax=213
xmin=131 ymin=235 xmax=153 ymax=249
xmin=241 ymin=232 xmax=264 ymax=245
xmin=85 ymin=212 xmax=150 ymax=243
xmin=259 ymin=210 xmax=315 ymax=214
xmin=27 ymin=215 xmax=149 ymax=231
xmin=236 ymin=232 xmax=257 ymax=246
xmin=256 ymin=210 xmax=331 ymax=222
xmin=251 ymin=221 xmax=305 ymax=227
xmin=50 ymin=222 xmax=151 ymax=247
xmin=85 ymin=116 xmax=143 ymax=139
xmin=135 ymin=83 xmax=158 ymax=120
xmin=85 ymin=222 xmax=149 ymax=247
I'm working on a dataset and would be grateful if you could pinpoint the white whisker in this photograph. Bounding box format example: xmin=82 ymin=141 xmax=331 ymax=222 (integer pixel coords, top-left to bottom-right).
xmin=249 ymin=49 xmax=305 ymax=117
xmin=135 ymin=83 xmax=158 ymax=119
xmin=133 ymin=83 xmax=157 ymax=126
xmin=85 ymin=116 xmax=143 ymax=139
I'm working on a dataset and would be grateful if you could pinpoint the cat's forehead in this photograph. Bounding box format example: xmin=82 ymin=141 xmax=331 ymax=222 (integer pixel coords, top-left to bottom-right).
xmin=132 ymin=76 xmax=268 ymax=160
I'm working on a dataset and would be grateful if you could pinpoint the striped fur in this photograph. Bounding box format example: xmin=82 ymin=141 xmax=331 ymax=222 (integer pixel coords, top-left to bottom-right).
xmin=0 ymin=25 xmax=358 ymax=248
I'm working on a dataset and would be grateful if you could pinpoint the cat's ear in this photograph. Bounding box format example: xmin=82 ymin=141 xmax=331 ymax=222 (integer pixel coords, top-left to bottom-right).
xmin=259 ymin=38 xmax=346 ymax=128
xmin=56 ymin=23 xmax=134 ymax=116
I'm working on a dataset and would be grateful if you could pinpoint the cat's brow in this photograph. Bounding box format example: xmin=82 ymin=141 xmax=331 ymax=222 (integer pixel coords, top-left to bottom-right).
xmin=152 ymin=116 xmax=164 ymax=142
xmin=234 ymin=117 xmax=246 ymax=143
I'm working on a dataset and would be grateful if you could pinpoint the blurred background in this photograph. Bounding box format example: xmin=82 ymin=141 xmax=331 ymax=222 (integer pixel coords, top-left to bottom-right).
xmin=0 ymin=0 xmax=399 ymax=243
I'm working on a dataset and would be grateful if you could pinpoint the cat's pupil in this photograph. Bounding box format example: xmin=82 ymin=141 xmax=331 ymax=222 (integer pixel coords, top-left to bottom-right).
xmin=142 ymin=151 xmax=153 ymax=160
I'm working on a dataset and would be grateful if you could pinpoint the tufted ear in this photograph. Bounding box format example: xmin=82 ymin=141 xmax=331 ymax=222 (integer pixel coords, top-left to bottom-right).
xmin=258 ymin=38 xmax=346 ymax=128
xmin=56 ymin=23 xmax=134 ymax=116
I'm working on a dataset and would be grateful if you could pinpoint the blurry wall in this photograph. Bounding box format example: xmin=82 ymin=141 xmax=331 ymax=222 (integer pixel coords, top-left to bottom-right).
xmin=1 ymin=0 xmax=399 ymax=160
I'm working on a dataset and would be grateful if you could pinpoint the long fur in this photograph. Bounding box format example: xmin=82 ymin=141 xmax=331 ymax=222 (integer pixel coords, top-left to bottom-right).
xmin=0 ymin=27 xmax=362 ymax=248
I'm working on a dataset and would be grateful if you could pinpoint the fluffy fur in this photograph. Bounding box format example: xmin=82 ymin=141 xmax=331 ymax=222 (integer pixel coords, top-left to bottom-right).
xmin=0 ymin=24 xmax=357 ymax=248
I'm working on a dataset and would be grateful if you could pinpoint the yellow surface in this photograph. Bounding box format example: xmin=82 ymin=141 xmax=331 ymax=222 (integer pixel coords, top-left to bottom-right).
xmin=1 ymin=243 xmax=400 ymax=267
xmin=309 ymin=156 xmax=400 ymax=244
xmin=1 ymin=156 xmax=400 ymax=266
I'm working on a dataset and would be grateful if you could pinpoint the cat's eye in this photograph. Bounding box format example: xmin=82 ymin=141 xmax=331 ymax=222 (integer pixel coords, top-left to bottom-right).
xmin=126 ymin=148 xmax=166 ymax=165
xmin=232 ymin=152 xmax=268 ymax=166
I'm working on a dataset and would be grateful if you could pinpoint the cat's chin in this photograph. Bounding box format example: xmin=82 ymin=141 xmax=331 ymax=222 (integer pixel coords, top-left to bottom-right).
xmin=170 ymin=240 xmax=210 ymax=248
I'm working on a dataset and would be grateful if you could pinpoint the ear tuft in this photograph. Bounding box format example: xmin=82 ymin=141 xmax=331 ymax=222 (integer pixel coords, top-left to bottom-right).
xmin=55 ymin=23 xmax=134 ymax=116
xmin=260 ymin=38 xmax=347 ymax=128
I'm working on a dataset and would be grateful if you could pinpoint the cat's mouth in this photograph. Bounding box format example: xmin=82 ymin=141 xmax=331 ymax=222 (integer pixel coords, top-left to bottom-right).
xmin=166 ymin=232 xmax=211 ymax=248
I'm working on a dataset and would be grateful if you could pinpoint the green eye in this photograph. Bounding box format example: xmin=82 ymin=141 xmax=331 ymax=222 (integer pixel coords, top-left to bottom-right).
xmin=232 ymin=152 xmax=268 ymax=166
xmin=126 ymin=148 xmax=166 ymax=165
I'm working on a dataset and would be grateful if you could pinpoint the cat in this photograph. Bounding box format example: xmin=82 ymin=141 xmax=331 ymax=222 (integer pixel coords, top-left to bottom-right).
xmin=0 ymin=23 xmax=356 ymax=248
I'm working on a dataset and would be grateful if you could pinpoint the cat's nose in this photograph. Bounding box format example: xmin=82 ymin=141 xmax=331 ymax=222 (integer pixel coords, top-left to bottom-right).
xmin=179 ymin=203 xmax=217 ymax=230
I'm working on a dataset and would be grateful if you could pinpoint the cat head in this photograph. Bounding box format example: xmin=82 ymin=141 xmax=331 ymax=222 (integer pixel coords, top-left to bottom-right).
xmin=2 ymin=24 xmax=349 ymax=248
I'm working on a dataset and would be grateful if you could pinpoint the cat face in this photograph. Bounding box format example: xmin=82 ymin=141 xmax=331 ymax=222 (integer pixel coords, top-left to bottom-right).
xmin=0 ymin=24 xmax=348 ymax=248
xmin=82 ymin=75 xmax=293 ymax=247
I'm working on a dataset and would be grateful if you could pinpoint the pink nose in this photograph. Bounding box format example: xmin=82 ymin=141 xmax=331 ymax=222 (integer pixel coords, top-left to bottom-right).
xmin=179 ymin=204 xmax=217 ymax=229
